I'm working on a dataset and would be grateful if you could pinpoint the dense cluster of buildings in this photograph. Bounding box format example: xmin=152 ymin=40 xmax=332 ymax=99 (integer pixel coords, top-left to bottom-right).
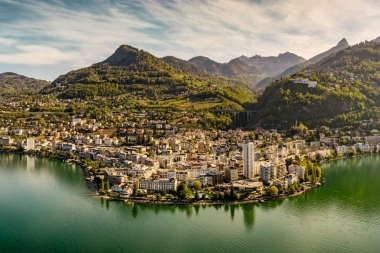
xmin=2 ymin=94 xmax=380 ymax=195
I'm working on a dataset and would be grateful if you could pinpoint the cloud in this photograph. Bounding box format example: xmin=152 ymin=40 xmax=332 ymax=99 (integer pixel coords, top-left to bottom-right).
xmin=0 ymin=0 xmax=380 ymax=80
xmin=0 ymin=37 xmax=16 ymax=46
xmin=139 ymin=0 xmax=380 ymax=61
xmin=0 ymin=45 xmax=80 ymax=65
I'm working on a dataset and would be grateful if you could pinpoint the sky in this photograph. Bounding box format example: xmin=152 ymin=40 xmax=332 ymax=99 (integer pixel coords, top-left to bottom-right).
xmin=0 ymin=0 xmax=379 ymax=81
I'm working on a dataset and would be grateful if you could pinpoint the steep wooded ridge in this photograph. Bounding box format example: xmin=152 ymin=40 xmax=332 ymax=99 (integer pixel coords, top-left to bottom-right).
xmin=0 ymin=72 xmax=49 ymax=97
xmin=252 ymin=41 xmax=380 ymax=129
xmin=256 ymin=39 xmax=351 ymax=89
xmin=43 ymin=45 xmax=255 ymax=110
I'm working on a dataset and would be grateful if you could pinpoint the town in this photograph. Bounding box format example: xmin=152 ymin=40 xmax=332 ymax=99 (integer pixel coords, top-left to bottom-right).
xmin=0 ymin=86 xmax=379 ymax=204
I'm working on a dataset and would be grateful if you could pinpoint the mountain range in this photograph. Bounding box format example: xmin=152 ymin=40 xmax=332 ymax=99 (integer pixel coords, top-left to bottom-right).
xmin=255 ymin=38 xmax=351 ymax=89
xmin=2 ymin=36 xmax=380 ymax=129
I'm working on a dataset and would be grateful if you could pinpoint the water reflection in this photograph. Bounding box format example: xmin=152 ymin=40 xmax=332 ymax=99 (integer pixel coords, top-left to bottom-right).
xmin=118 ymin=201 xmax=257 ymax=230
xmin=132 ymin=204 xmax=138 ymax=219
xmin=230 ymin=205 xmax=235 ymax=221
xmin=241 ymin=204 xmax=255 ymax=230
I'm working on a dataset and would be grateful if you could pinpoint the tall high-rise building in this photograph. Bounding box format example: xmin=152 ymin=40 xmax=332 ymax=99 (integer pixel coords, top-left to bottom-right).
xmin=243 ymin=142 xmax=254 ymax=179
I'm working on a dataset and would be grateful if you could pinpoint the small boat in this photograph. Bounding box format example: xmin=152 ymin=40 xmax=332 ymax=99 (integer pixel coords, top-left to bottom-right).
xmin=259 ymin=199 xmax=265 ymax=203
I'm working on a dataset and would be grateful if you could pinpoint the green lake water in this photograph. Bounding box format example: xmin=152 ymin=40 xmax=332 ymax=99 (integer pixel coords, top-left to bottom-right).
xmin=0 ymin=153 xmax=380 ymax=252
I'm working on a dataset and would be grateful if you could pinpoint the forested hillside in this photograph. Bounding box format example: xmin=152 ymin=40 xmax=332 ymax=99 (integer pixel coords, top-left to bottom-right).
xmin=253 ymin=41 xmax=380 ymax=129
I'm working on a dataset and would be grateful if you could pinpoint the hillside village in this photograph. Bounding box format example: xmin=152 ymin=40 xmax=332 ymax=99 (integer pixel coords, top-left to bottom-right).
xmin=1 ymin=89 xmax=380 ymax=202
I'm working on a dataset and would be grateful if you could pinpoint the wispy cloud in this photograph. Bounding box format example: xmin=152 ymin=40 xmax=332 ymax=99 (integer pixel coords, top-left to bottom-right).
xmin=0 ymin=0 xmax=379 ymax=80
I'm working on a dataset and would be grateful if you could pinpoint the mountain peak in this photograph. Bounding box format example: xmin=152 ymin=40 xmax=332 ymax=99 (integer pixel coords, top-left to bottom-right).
xmin=118 ymin=44 xmax=139 ymax=52
xmin=372 ymin=36 xmax=380 ymax=43
xmin=102 ymin=44 xmax=143 ymax=66
xmin=337 ymin=38 xmax=349 ymax=46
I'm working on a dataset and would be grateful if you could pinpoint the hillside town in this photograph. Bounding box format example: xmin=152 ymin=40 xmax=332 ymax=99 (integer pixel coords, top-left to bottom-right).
xmin=1 ymin=93 xmax=379 ymax=202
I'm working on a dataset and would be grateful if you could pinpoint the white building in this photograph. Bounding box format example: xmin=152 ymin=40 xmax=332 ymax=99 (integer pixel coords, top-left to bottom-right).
xmin=26 ymin=138 xmax=35 ymax=151
xmin=242 ymin=142 xmax=254 ymax=179
xmin=285 ymin=173 xmax=299 ymax=187
xmin=336 ymin=145 xmax=348 ymax=155
xmin=139 ymin=177 xmax=177 ymax=192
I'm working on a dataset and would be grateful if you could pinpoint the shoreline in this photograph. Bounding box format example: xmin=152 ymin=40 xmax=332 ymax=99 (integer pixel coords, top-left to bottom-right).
xmin=96 ymin=188 xmax=313 ymax=206
xmin=2 ymin=148 xmax=371 ymax=207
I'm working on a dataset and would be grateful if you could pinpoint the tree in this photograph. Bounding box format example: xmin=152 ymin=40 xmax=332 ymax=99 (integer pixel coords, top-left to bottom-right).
xmin=194 ymin=190 xmax=200 ymax=201
xmin=285 ymin=157 xmax=293 ymax=168
xmin=230 ymin=185 xmax=236 ymax=200
xmin=101 ymin=179 xmax=104 ymax=190
xmin=132 ymin=181 xmax=139 ymax=198
xmin=177 ymin=182 xmax=192 ymax=200
xmin=269 ymin=186 xmax=278 ymax=197
xmin=289 ymin=185 xmax=296 ymax=195
xmin=193 ymin=180 xmax=202 ymax=191
xmin=249 ymin=132 xmax=255 ymax=140
xmin=106 ymin=181 xmax=110 ymax=191
xmin=156 ymin=193 xmax=161 ymax=201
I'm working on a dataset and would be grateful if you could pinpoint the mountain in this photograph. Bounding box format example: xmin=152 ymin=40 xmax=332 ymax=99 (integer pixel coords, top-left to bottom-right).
xmin=255 ymin=39 xmax=351 ymax=89
xmin=47 ymin=45 xmax=185 ymax=98
xmin=161 ymin=56 xmax=210 ymax=77
xmin=188 ymin=56 xmax=264 ymax=84
xmin=371 ymin=36 xmax=380 ymax=43
xmin=44 ymin=45 xmax=255 ymax=111
xmin=188 ymin=56 xmax=224 ymax=75
xmin=252 ymin=41 xmax=380 ymax=129
xmin=0 ymin=72 xmax=49 ymax=97
xmin=308 ymin=38 xmax=350 ymax=64
xmin=238 ymin=52 xmax=306 ymax=76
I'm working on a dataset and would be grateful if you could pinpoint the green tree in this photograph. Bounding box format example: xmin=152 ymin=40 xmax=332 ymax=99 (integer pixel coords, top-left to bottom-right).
xmin=269 ymin=186 xmax=278 ymax=197
xmin=230 ymin=185 xmax=236 ymax=200
xmin=132 ymin=181 xmax=139 ymax=198
xmin=177 ymin=182 xmax=192 ymax=200
xmin=106 ymin=181 xmax=110 ymax=191
xmin=193 ymin=180 xmax=202 ymax=191
xmin=101 ymin=179 xmax=104 ymax=190
xmin=289 ymin=185 xmax=296 ymax=195
xmin=194 ymin=190 xmax=200 ymax=201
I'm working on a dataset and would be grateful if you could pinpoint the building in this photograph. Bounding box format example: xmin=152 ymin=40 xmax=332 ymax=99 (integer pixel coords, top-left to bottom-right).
xmin=336 ymin=145 xmax=348 ymax=155
xmin=285 ymin=173 xmax=298 ymax=187
xmin=242 ymin=142 xmax=254 ymax=179
xmin=288 ymin=165 xmax=305 ymax=178
xmin=0 ymin=136 xmax=13 ymax=145
xmin=139 ymin=177 xmax=177 ymax=192
xmin=226 ymin=167 xmax=239 ymax=182
xmin=26 ymin=138 xmax=35 ymax=151
xmin=260 ymin=162 xmax=276 ymax=182
xmin=104 ymin=170 xmax=126 ymax=185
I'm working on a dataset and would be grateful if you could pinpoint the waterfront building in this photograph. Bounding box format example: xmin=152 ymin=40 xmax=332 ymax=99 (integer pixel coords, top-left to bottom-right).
xmin=104 ymin=170 xmax=126 ymax=185
xmin=288 ymin=164 xmax=305 ymax=178
xmin=243 ymin=142 xmax=254 ymax=179
xmin=285 ymin=173 xmax=298 ymax=187
xmin=26 ymin=137 xmax=35 ymax=151
xmin=139 ymin=177 xmax=177 ymax=192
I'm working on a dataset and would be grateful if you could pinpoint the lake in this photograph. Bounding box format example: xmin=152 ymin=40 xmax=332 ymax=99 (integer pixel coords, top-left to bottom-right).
xmin=0 ymin=153 xmax=379 ymax=252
